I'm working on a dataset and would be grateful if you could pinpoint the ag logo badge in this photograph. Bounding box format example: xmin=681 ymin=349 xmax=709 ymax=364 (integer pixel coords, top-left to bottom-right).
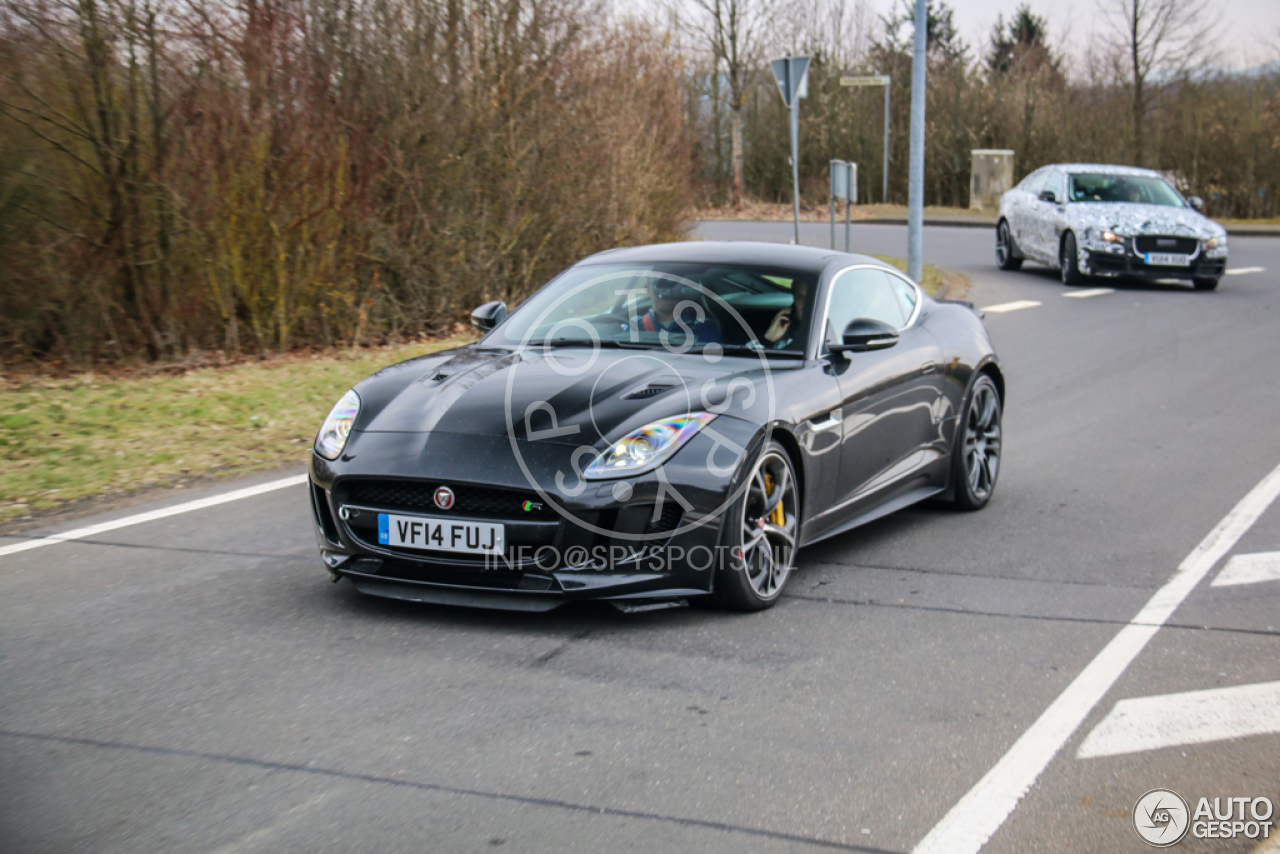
xmin=1134 ymin=788 xmax=1190 ymax=847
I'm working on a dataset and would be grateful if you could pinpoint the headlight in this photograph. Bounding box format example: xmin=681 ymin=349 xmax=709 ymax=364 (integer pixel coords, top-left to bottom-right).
xmin=583 ymin=412 xmax=716 ymax=480
xmin=315 ymin=389 xmax=360 ymax=460
xmin=1204 ymin=236 xmax=1225 ymax=249
xmin=1101 ymin=229 xmax=1123 ymax=243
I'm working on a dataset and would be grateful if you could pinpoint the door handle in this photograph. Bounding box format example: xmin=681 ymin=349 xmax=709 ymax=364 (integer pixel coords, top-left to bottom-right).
xmin=808 ymin=409 xmax=842 ymax=432
xmin=920 ymin=361 xmax=938 ymax=375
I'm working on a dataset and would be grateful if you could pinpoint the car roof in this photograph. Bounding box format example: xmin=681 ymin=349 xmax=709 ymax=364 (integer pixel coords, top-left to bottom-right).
xmin=578 ymin=240 xmax=890 ymax=277
xmin=1041 ymin=163 xmax=1163 ymax=177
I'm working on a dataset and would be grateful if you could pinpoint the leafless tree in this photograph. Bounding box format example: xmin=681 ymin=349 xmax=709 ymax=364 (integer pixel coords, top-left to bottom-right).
xmin=1098 ymin=0 xmax=1220 ymax=165
xmin=675 ymin=0 xmax=774 ymax=206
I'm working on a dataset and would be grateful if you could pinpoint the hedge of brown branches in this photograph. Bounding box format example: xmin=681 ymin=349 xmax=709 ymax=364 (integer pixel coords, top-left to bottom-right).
xmin=0 ymin=0 xmax=692 ymax=364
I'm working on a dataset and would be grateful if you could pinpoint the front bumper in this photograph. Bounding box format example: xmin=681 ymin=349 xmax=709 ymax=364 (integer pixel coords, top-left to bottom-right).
xmin=1083 ymin=244 xmax=1226 ymax=281
xmin=308 ymin=420 xmax=762 ymax=610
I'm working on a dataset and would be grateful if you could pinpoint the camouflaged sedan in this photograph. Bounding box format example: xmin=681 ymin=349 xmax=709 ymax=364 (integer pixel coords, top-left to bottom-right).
xmin=995 ymin=163 xmax=1229 ymax=291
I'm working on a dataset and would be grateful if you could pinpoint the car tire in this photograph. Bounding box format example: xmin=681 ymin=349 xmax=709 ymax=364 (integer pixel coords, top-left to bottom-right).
xmin=710 ymin=441 xmax=800 ymax=611
xmin=950 ymin=375 xmax=1002 ymax=512
xmin=1193 ymin=277 xmax=1220 ymax=291
xmin=996 ymin=221 xmax=1022 ymax=271
xmin=1060 ymin=232 xmax=1085 ymax=285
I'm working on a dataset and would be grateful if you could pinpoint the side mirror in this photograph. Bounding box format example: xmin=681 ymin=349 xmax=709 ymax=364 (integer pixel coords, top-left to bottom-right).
xmin=470 ymin=301 xmax=507 ymax=333
xmin=829 ymin=318 xmax=899 ymax=354
xmin=1188 ymin=195 xmax=1204 ymax=211
xmin=1038 ymin=189 xmax=1058 ymax=204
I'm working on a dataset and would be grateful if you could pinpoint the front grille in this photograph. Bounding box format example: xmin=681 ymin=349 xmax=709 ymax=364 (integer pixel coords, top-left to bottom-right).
xmin=1134 ymin=235 xmax=1198 ymax=255
xmin=337 ymin=479 xmax=557 ymax=519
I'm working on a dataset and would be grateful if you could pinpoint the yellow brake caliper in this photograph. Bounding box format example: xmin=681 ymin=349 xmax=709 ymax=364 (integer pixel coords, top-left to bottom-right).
xmin=763 ymin=473 xmax=785 ymax=526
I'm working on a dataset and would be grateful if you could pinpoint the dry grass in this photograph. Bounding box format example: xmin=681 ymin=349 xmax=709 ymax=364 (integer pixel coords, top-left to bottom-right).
xmin=693 ymin=201 xmax=995 ymax=223
xmin=0 ymin=335 xmax=474 ymax=525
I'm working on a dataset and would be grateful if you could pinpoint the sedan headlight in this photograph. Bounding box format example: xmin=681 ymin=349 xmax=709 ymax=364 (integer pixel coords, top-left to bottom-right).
xmin=583 ymin=413 xmax=716 ymax=480
xmin=315 ymin=389 xmax=360 ymax=460
xmin=1204 ymin=236 xmax=1225 ymax=249
xmin=1101 ymin=229 xmax=1123 ymax=243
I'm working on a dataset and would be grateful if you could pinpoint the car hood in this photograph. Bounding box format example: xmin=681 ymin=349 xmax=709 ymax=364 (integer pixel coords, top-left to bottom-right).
xmin=352 ymin=346 xmax=777 ymax=446
xmin=1066 ymin=203 xmax=1225 ymax=239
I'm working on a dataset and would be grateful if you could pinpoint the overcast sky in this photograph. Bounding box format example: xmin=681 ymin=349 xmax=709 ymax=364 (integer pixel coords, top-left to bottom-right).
xmin=873 ymin=0 xmax=1280 ymax=70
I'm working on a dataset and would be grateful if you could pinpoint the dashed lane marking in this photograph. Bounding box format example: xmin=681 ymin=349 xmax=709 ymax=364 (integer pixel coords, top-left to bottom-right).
xmin=913 ymin=459 xmax=1280 ymax=854
xmin=1063 ymin=288 xmax=1115 ymax=299
xmin=0 ymin=475 xmax=309 ymax=559
xmin=980 ymin=300 xmax=1041 ymax=313
xmin=1225 ymin=267 xmax=1265 ymax=276
xmin=1212 ymin=551 xmax=1280 ymax=587
xmin=1077 ymin=681 xmax=1280 ymax=759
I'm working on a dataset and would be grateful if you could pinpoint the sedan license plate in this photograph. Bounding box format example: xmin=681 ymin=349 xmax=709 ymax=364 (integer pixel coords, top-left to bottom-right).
xmin=378 ymin=513 xmax=504 ymax=555
xmin=1144 ymin=252 xmax=1191 ymax=267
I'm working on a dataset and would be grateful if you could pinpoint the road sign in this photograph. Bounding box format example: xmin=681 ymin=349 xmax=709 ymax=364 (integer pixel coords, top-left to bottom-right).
xmin=840 ymin=75 xmax=889 ymax=87
xmin=771 ymin=56 xmax=812 ymax=243
xmin=770 ymin=56 xmax=811 ymax=109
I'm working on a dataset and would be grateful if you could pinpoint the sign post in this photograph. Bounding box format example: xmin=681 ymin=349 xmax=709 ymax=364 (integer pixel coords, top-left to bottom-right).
xmin=829 ymin=160 xmax=856 ymax=250
xmin=839 ymin=74 xmax=890 ymax=204
xmin=771 ymin=55 xmax=811 ymax=244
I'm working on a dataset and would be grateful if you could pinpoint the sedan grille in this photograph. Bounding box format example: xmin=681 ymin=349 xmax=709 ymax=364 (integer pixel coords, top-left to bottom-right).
xmin=336 ymin=479 xmax=558 ymax=519
xmin=1134 ymin=235 xmax=1198 ymax=255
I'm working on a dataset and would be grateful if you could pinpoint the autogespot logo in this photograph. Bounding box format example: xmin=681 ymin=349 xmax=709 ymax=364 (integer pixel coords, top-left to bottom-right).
xmin=502 ymin=268 xmax=778 ymax=549
xmin=1133 ymin=789 xmax=1191 ymax=847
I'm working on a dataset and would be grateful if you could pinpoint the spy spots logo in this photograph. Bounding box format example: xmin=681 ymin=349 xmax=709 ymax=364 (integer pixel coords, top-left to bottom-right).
xmin=1134 ymin=789 xmax=1190 ymax=847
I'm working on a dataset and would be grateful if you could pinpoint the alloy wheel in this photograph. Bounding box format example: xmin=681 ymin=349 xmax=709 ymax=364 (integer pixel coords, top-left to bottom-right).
xmin=739 ymin=451 xmax=799 ymax=599
xmin=964 ymin=383 xmax=1001 ymax=501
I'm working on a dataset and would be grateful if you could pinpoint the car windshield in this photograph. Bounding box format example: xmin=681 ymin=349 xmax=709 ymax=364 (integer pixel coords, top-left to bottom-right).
xmin=1068 ymin=173 xmax=1185 ymax=207
xmin=493 ymin=262 xmax=818 ymax=355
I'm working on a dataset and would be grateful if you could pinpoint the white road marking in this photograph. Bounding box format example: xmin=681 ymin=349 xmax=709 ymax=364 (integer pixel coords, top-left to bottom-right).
xmin=1062 ymin=288 xmax=1114 ymax=299
xmin=913 ymin=460 xmax=1280 ymax=854
xmin=981 ymin=300 xmax=1041 ymax=313
xmin=204 ymin=789 xmax=339 ymax=854
xmin=0 ymin=474 xmax=308 ymax=559
xmin=1211 ymin=551 xmax=1280 ymax=587
xmin=1077 ymin=681 xmax=1280 ymax=759
xmin=1225 ymin=267 xmax=1265 ymax=276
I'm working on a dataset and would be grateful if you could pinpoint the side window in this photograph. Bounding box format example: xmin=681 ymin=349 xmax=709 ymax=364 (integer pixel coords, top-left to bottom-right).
xmin=825 ymin=268 xmax=909 ymax=343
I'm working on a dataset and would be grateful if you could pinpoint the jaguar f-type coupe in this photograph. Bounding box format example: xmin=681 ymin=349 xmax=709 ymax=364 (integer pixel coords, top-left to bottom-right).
xmin=309 ymin=242 xmax=1004 ymax=612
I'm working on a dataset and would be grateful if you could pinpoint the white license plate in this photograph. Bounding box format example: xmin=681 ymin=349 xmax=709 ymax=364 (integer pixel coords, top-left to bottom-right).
xmin=1144 ymin=252 xmax=1191 ymax=266
xmin=378 ymin=513 xmax=504 ymax=554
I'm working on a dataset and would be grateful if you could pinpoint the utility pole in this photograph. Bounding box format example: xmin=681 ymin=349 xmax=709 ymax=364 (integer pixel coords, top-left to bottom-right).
xmin=771 ymin=56 xmax=811 ymax=244
xmin=907 ymin=0 xmax=927 ymax=282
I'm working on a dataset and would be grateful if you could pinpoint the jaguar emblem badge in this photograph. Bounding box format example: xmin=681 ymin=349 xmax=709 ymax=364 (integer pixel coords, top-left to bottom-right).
xmin=433 ymin=486 xmax=455 ymax=510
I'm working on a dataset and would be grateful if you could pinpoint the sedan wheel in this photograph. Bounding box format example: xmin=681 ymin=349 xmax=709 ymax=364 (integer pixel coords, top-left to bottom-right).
xmin=951 ymin=375 xmax=1001 ymax=511
xmin=711 ymin=442 xmax=799 ymax=611
xmin=1060 ymin=232 xmax=1085 ymax=285
xmin=995 ymin=221 xmax=1022 ymax=271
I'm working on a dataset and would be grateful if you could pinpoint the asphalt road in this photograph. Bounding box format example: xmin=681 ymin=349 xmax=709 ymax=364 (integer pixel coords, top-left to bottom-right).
xmin=2 ymin=223 xmax=1279 ymax=853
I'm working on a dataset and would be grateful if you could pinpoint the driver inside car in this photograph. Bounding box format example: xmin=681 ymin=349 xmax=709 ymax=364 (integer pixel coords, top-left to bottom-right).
xmin=762 ymin=278 xmax=808 ymax=349
xmin=628 ymin=279 xmax=722 ymax=344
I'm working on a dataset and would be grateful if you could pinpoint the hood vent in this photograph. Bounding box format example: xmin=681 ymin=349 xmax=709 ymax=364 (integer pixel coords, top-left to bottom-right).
xmin=623 ymin=380 xmax=678 ymax=400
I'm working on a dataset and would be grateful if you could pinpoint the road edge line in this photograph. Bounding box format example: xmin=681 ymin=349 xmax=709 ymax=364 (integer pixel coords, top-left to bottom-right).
xmin=0 ymin=474 xmax=309 ymax=559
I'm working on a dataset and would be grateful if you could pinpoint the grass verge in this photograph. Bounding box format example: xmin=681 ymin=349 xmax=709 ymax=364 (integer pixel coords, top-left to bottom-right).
xmin=0 ymin=336 xmax=473 ymax=527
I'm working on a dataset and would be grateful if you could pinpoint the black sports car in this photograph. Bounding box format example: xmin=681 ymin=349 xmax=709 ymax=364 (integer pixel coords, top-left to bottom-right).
xmin=309 ymin=241 xmax=1004 ymax=612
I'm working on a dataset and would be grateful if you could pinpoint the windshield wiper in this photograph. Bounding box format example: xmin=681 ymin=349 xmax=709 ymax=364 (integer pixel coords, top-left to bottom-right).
xmin=687 ymin=344 xmax=804 ymax=357
xmin=535 ymin=338 xmax=655 ymax=349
